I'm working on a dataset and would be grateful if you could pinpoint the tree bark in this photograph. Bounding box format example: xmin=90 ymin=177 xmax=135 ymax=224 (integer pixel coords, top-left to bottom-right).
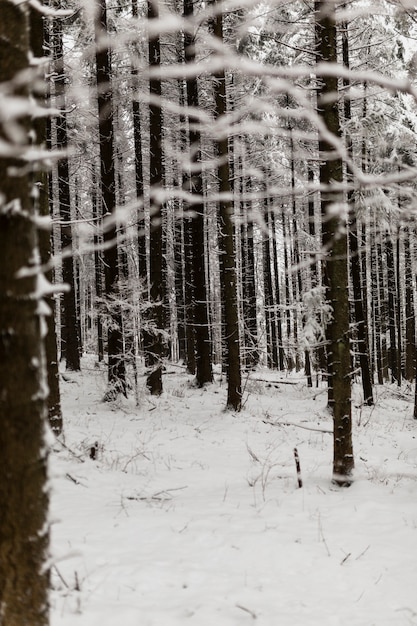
xmin=0 ymin=3 xmax=50 ymax=622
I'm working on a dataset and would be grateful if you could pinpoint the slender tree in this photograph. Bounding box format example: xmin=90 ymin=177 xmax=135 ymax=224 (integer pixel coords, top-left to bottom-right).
xmin=0 ymin=2 xmax=50 ymax=622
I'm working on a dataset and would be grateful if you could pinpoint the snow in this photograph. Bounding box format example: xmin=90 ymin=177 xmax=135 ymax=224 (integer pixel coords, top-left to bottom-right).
xmin=50 ymin=358 xmax=417 ymax=625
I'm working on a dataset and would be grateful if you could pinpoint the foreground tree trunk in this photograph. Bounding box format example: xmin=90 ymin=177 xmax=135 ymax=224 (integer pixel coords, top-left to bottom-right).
xmin=315 ymin=0 xmax=354 ymax=485
xmin=0 ymin=2 xmax=50 ymax=623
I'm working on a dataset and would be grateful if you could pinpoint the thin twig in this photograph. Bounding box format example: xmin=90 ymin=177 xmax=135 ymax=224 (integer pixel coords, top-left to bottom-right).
xmin=52 ymin=565 xmax=69 ymax=589
xmin=55 ymin=438 xmax=85 ymax=463
xmin=65 ymin=473 xmax=87 ymax=487
xmin=236 ymin=604 xmax=257 ymax=619
xmin=246 ymin=443 xmax=260 ymax=463
xmin=355 ymin=545 xmax=370 ymax=560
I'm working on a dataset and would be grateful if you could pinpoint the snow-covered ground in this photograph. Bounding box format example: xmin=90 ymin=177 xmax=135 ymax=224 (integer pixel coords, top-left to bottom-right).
xmin=50 ymin=357 xmax=417 ymax=625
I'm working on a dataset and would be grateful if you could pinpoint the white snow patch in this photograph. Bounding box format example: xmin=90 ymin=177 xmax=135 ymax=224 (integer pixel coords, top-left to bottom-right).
xmin=50 ymin=358 xmax=417 ymax=625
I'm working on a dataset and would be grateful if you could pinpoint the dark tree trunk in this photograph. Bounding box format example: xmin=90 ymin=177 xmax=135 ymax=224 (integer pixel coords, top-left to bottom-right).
xmin=31 ymin=7 xmax=62 ymax=434
xmin=263 ymin=200 xmax=277 ymax=369
xmin=184 ymin=0 xmax=213 ymax=386
xmin=288 ymin=123 xmax=311 ymax=383
xmin=92 ymin=167 xmax=104 ymax=361
xmin=0 ymin=3 xmax=50 ymax=622
xmin=395 ymin=225 xmax=402 ymax=386
xmin=174 ymin=213 xmax=186 ymax=362
xmin=213 ymin=3 xmax=241 ymax=410
xmin=53 ymin=18 xmax=81 ymax=372
xmin=184 ymin=212 xmax=196 ymax=373
xmin=145 ymin=0 xmax=165 ymax=395
xmin=270 ymin=208 xmax=285 ymax=370
xmin=240 ymin=180 xmax=258 ymax=369
xmin=315 ymin=0 xmax=354 ymax=485
xmin=341 ymin=17 xmax=373 ymax=404
xmin=95 ymin=0 xmax=126 ymax=397
xmin=386 ymin=228 xmax=398 ymax=383
xmin=404 ymin=225 xmax=415 ymax=381
xmin=281 ymin=210 xmax=293 ymax=369
xmin=131 ymin=0 xmax=147 ymax=285
xmin=377 ymin=227 xmax=389 ymax=381
xmin=349 ymin=214 xmax=373 ymax=404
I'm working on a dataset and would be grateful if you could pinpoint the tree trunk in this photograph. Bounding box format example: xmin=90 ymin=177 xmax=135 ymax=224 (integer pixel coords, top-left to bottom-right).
xmin=240 ymin=180 xmax=258 ymax=369
xmin=0 ymin=3 xmax=50 ymax=622
xmin=145 ymin=0 xmax=165 ymax=395
xmin=395 ymin=225 xmax=402 ymax=386
xmin=131 ymin=0 xmax=147 ymax=290
xmin=91 ymin=167 xmax=104 ymax=361
xmin=213 ymin=3 xmax=241 ymax=410
xmin=263 ymin=200 xmax=277 ymax=369
xmin=386 ymin=227 xmax=398 ymax=383
xmin=341 ymin=16 xmax=373 ymax=404
xmin=282 ymin=210 xmax=293 ymax=369
xmin=53 ymin=17 xmax=81 ymax=372
xmin=270 ymin=208 xmax=285 ymax=370
xmin=95 ymin=0 xmax=126 ymax=397
xmin=32 ymin=7 xmax=62 ymax=434
xmin=184 ymin=0 xmax=213 ymax=386
xmin=315 ymin=0 xmax=354 ymax=485
xmin=404 ymin=224 xmax=415 ymax=381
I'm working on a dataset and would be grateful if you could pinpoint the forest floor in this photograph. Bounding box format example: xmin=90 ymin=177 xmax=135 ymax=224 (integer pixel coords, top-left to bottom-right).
xmin=50 ymin=356 xmax=417 ymax=626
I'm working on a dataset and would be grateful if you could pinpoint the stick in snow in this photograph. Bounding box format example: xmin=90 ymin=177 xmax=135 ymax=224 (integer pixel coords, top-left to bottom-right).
xmin=294 ymin=447 xmax=302 ymax=488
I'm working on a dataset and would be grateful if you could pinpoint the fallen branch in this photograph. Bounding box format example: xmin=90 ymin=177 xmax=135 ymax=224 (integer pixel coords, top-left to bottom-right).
xmin=127 ymin=486 xmax=188 ymax=502
xmin=250 ymin=377 xmax=300 ymax=385
xmin=262 ymin=419 xmax=332 ymax=434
